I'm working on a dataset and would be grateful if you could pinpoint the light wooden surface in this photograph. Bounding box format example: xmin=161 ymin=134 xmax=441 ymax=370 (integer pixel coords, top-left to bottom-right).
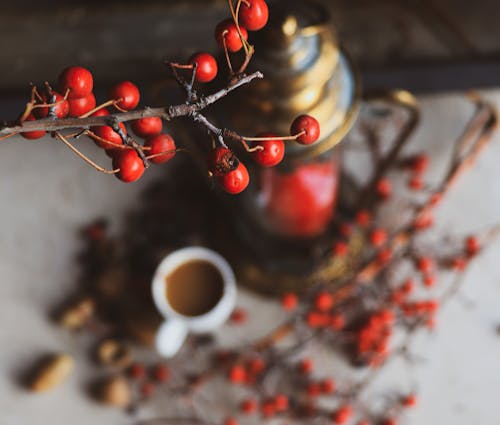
xmin=1 ymin=91 xmax=500 ymax=424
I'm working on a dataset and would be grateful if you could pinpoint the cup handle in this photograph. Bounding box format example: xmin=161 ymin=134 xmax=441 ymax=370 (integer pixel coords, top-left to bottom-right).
xmin=155 ymin=318 xmax=188 ymax=358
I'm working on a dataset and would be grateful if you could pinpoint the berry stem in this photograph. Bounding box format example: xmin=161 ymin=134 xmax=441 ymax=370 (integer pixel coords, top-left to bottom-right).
xmin=54 ymin=132 xmax=119 ymax=175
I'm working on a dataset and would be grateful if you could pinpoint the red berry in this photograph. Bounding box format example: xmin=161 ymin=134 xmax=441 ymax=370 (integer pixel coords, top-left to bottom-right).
xmin=411 ymin=153 xmax=429 ymax=174
xmin=190 ymin=52 xmax=218 ymax=83
xmin=112 ymin=149 xmax=145 ymax=183
xmin=208 ymin=147 xmax=238 ymax=176
xmin=230 ymin=308 xmax=247 ymax=324
xmin=370 ymin=228 xmax=387 ymax=247
xmin=131 ymin=117 xmax=163 ymax=138
xmin=128 ymin=362 xmax=146 ymax=379
xmin=298 ymin=358 xmax=314 ymax=374
xmin=377 ymin=248 xmax=393 ymax=264
xmin=320 ymin=378 xmax=336 ymax=394
xmin=140 ymin=382 xmax=155 ymax=397
xmin=215 ymin=19 xmax=248 ymax=53
xmin=240 ymin=399 xmax=258 ymax=414
xmin=408 ymin=176 xmax=424 ymax=191
xmin=21 ymin=114 xmax=46 ymax=140
xmin=152 ymin=364 xmax=170 ymax=382
xmin=145 ymin=134 xmax=176 ymax=164
xmin=355 ymin=210 xmax=371 ymax=227
xmin=68 ymin=93 xmax=96 ymax=117
xmin=417 ymin=257 xmax=434 ymax=273
xmin=228 ymin=365 xmax=246 ymax=384
xmin=218 ymin=162 xmax=250 ymax=194
xmin=58 ymin=66 xmax=93 ymax=99
xmin=333 ymin=241 xmax=349 ymax=257
xmin=261 ymin=400 xmax=276 ymax=418
xmin=423 ymin=274 xmax=436 ymax=288
xmin=329 ymin=314 xmax=345 ymax=331
xmin=93 ymin=124 xmax=127 ymax=149
xmin=306 ymin=382 xmax=321 ymax=397
xmin=34 ymin=92 xmax=69 ymax=119
xmin=281 ymin=293 xmax=298 ymax=311
xmin=238 ymin=0 xmax=269 ymax=31
xmin=402 ymin=393 xmax=418 ymax=407
xmin=333 ymin=404 xmax=353 ymax=424
xmin=358 ymin=421 xmax=372 ymax=425
xmin=384 ymin=418 xmax=397 ymax=425
xmin=247 ymin=357 xmax=266 ymax=374
xmin=90 ymin=108 xmax=126 ymax=149
xmin=376 ymin=178 xmax=392 ymax=198
xmin=314 ymin=292 xmax=334 ymax=311
xmin=109 ymin=81 xmax=140 ymax=110
xmin=291 ymin=114 xmax=320 ymax=145
xmin=273 ymin=394 xmax=289 ymax=411
xmin=465 ymin=236 xmax=480 ymax=256
xmin=306 ymin=311 xmax=329 ymax=328
xmin=251 ymin=132 xmax=285 ymax=167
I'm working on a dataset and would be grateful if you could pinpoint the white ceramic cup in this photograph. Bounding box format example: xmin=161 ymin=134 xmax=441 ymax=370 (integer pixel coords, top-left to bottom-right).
xmin=151 ymin=246 xmax=237 ymax=357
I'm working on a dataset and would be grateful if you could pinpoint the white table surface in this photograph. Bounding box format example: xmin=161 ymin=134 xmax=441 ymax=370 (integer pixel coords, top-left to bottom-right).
xmin=1 ymin=90 xmax=500 ymax=425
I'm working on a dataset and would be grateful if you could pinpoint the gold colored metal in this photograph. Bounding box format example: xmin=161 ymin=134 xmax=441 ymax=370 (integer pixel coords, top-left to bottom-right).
xmin=228 ymin=0 xmax=360 ymax=161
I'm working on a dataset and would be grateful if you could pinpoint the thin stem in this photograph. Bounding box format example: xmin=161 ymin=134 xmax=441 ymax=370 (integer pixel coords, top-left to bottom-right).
xmin=54 ymin=132 xmax=119 ymax=174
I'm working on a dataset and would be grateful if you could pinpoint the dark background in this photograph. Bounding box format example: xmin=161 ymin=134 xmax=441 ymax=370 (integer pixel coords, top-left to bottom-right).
xmin=1 ymin=0 xmax=500 ymax=100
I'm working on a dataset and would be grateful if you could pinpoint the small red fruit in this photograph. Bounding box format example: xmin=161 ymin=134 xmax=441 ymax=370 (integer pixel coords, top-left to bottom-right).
xmin=465 ymin=235 xmax=480 ymax=256
xmin=376 ymin=178 xmax=392 ymax=198
xmin=298 ymin=358 xmax=314 ymax=374
xmin=128 ymin=362 xmax=146 ymax=379
xmin=112 ymin=149 xmax=145 ymax=183
xmin=92 ymin=121 xmax=127 ymax=149
xmin=218 ymin=162 xmax=250 ymax=194
xmin=208 ymin=147 xmax=239 ymax=176
xmin=144 ymin=134 xmax=176 ymax=164
xmin=152 ymin=364 xmax=170 ymax=382
xmin=215 ymin=19 xmax=248 ymax=53
xmin=109 ymin=81 xmax=140 ymax=110
xmin=190 ymin=52 xmax=218 ymax=83
xmin=314 ymin=291 xmax=334 ymax=311
xmin=251 ymin=132 xmax=285 ymax=167
xmin=355 ymin=209 xmax=372 ymax=226
xmin=281 ymin=292 xmax=298 ymax=311
xmin=320 ymin=378 xmax=336 ymax=394
xmin=240 ymin=399 xmax=258 ymax=414
xmin=230 ymin=308 xmax=247 ymax=324
xmin=34 ymin=92 xmax=69 ymax=119
xmin=21 ymin=114 xmax=46 ymax=140
xmin=333 ymin=404 xmax=353 ymax=424
xmin=291 ymin=114 xmax=320 ymax=145
xmin=333 ymin=241 xmax=349 ymax=257
xmin=238 ymin=0 xmax=269 ymax=31
xmin=370 ymin=228 xmax=387 ymax=247
xmin=228 ymin=364 xmax=247 ymax=384
xmin=68 ymin=93 xmax=96 ymax=117
xmin=58 ymin=66 xmax=93 ymax=99
xmin=402 ymin=393 xmax=418 ymax=407
xmin=131 ymin=117 xmax=163 ymax=138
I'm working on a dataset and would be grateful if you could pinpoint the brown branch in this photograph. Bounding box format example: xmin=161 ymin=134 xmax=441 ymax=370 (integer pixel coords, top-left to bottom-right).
xmin=0 ymin=72 xmax=264 ymax=137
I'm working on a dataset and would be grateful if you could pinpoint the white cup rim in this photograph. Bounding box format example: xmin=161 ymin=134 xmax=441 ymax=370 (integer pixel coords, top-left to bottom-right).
xmin=151 ymin=246 xmax=236 ymax=331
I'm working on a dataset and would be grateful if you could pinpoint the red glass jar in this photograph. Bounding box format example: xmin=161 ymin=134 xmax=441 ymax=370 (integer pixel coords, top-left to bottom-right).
xmin=258 ymin=152 xmax=340 ymax=237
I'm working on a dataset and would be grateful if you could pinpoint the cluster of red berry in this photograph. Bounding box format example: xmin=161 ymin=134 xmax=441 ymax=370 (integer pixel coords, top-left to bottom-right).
xmin=356 ymin=310 xmax=394 ymax=367
xmin=127 ymin=361 xmax=170 ymax=399
xmin=16 ymin=0 xmax=321 ymax=193
xmin=20 ymin=65 xmax=177 ymax=183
